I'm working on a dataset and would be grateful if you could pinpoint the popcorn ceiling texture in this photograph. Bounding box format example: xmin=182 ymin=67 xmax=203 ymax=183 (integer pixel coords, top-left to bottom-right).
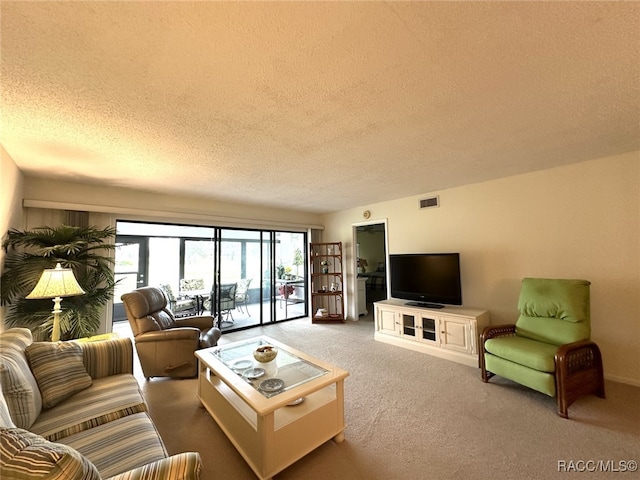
xmin=1 ymin=1 xmax=638 ymax=214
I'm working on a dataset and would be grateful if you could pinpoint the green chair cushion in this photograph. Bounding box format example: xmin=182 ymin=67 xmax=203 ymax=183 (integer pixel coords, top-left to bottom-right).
xmin=484 ymin=336 xmax=558 ymax=373
xmin=484 ymin=354 xmax=557 ymax=397
xmin=517 ymin=278 xmax=590 ymax=322
xmin=516 ymin=278 xmax=591 ymax=345
xmin=516 ymin=315 xmax=590 ymax=345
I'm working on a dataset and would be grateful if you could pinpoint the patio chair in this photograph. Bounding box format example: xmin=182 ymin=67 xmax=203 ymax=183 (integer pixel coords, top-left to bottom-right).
xmin=235 ymin=278 xmax=252 ymax=315
xmin=159 ymin=284 xmax=197 ymax=317
xmin=179 ymin=278 xmax=206 ymax=314
xmin=219 ymin=283 xmax=237 ymax=323
xmin=204 ymin=282 xmax=238 ymax=323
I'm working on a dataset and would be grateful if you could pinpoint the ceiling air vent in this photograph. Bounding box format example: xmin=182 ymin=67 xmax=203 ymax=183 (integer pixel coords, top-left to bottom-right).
xmin=419 ymin=196 xmax=439 ymax=209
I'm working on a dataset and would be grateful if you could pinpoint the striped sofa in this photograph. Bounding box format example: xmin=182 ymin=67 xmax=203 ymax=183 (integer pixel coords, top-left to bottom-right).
xmin=0 ymin=328 xmax=201 ymax=479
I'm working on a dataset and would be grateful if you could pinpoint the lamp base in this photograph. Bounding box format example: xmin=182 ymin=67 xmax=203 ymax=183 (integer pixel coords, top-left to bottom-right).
xmin=51 ymin=297 xmax=62 ymax=342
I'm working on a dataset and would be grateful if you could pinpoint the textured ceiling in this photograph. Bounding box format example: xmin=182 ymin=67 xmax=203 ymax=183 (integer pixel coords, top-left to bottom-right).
xmin=1 ymin=1 xmax=639 ymax=214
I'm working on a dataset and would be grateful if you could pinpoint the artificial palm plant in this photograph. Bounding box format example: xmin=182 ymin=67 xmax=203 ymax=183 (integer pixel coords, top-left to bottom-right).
xmin=1 ymin=225 xmax=118 ymax=340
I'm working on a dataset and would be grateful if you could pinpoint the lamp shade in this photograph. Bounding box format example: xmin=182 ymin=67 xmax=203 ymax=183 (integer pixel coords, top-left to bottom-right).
xmin=26 ymin=263 xmax=85 ymax=299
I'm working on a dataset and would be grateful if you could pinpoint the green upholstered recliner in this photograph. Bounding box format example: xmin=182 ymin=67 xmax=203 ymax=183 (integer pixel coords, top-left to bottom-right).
xmin=480 ymin=278 xmax=605 ymax=418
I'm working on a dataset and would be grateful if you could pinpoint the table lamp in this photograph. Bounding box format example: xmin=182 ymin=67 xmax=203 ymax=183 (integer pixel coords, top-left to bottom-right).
xmin=26 ymin=263 xmax=85 ymax=341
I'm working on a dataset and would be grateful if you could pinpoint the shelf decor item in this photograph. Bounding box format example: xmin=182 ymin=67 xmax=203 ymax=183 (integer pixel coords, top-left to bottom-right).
xmin=310 ymin=242 xmax=344 ymax=323
xmin=357 ymin=258 xmax=368 ymax=274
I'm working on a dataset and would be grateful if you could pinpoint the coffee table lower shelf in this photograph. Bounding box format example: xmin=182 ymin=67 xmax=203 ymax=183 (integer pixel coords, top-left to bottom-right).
xmin=197 ymin=368 xmax=346 ymax=480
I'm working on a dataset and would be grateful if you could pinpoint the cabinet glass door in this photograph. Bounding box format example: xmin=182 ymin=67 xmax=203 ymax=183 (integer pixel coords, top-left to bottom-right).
xmin=402 ymin=314 xmax=416 ymax=337
xmin=421 ymin=317 xmax=437 ymax=342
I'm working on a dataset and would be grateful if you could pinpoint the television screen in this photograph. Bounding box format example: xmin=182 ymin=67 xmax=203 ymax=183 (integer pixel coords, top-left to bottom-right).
xmin=389 ymin=253 xmax=462 ymax=308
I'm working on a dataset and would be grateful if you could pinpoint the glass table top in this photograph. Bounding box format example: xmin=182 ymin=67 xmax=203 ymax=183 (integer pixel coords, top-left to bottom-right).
xmin=210 ymin=338 xmax=329 ymax=398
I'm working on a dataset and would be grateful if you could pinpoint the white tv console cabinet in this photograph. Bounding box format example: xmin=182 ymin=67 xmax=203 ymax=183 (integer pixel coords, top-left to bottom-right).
xmin=374 ymin=299 xmax=490 ymax=367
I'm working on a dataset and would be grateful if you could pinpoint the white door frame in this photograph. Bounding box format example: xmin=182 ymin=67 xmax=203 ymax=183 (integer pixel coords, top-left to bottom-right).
xmin=350 ymin=218 xmax=389 ymax=320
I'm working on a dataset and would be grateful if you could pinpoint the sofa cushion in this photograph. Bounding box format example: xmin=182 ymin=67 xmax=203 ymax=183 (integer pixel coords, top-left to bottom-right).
xmin=0 ymin=427 xmax=100 ymax=480
xmin=58 ymin=413 xmax=167 ymax=479
xmin=31 ymin=374 xmax=147 ymax=442
xmin=106 ymin=452 xmax=202 ymax=480
xmin=0 ymin=393 xmax=17 ymax=428
xmin=484 ymin=335 xmax=559 ymax=373
xmin=0 ymin=328 xmax=42 ymax=429
xmin=78 ymin=337 xmax=134 ymax=380
xmin=25 ymin=342 xmax=93 ymax=409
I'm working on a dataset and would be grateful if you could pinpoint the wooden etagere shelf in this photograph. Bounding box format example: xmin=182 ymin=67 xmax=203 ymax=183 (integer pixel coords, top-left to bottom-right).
xmin=310 ymin=242 xmax=344 ymax=323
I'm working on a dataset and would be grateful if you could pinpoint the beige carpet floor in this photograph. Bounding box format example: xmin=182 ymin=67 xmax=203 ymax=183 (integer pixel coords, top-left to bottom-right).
xmin=128 ymin=317 xmax=640 ymax=480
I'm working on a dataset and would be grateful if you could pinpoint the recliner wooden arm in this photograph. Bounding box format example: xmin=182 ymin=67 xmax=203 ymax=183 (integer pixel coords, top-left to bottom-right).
xmin=480 ymin=324 xmax=516 ymax=342
xmin=555 ymin=340 xmax=605 ymax=418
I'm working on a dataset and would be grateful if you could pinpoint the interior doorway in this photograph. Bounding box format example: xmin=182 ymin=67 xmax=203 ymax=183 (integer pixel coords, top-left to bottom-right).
xmin=354 ymin=221 xmax=388 ymax=319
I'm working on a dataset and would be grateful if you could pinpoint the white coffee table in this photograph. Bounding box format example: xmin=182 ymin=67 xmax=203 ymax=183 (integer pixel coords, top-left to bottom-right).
xmin=195 ymin=336 xmax=349 ymax=480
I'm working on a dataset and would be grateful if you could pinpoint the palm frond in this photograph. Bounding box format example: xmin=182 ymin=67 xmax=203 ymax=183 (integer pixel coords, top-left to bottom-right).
xmin=1 ymin=224 xmax=117 ymax=339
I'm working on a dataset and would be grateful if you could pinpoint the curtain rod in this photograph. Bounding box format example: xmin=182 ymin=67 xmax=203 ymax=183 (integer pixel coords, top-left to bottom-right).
xmin=23 ymin=199 xmax=324 ymax=231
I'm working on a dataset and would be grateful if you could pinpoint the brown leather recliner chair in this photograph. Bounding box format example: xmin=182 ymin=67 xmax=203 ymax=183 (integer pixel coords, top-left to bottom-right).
xmin=121 ymin=286 xmax=222 ymax=379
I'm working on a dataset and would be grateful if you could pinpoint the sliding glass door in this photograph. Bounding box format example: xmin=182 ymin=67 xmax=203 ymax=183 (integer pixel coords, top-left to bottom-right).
xmin=273 ymin=232 xmax=307 ymax=321
xmin=112 ymin=237 xmax=148 ymax=322
xmin=214 ymin=229 xmax=263 ymax=329
xmin=112 ymin=221 xmax=308 ymax=332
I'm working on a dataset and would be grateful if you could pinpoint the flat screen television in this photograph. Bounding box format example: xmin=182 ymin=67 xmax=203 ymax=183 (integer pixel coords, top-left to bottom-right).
xmin=389 ymin=253 xmax=462 ymax=308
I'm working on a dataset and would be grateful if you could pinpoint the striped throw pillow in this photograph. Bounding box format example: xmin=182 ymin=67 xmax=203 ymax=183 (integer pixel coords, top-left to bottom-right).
xmin=0 ymin=427 xmax=100 ymax=480
xmin=0 ymin=328 xmax=43 ymax=428
xmin=0 ymin=393 xmax=16 ymax=428
xmin=25 ymin=342 xmax=92 ymax=409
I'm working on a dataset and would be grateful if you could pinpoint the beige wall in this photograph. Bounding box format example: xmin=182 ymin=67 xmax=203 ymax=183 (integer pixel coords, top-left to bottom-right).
xmin=1 ymin=148 xmax=24 ymax=265
xmin=1 ymin=149 xmax=25 ymax=329
xmin=323 ymin=151 xmax=640 ymax=386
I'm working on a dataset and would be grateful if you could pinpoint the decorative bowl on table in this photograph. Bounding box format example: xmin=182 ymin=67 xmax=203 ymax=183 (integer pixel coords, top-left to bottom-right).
xmin=253 ymin=345 xmax=278 ymax=363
